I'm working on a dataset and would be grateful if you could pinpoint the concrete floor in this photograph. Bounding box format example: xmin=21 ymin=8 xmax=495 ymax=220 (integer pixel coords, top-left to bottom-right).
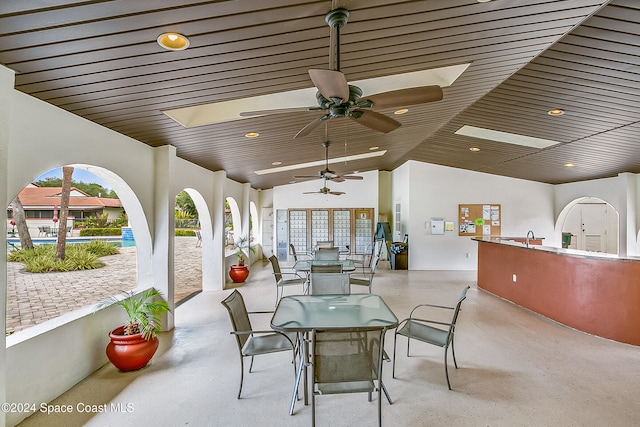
xmin=15 ymin=259 xmax=640 ymax=427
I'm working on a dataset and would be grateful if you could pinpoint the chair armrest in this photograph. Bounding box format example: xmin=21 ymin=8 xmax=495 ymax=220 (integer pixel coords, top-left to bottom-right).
xmin=247 ymin=310 xmax=275 ymax=315
xmin=231 ymin=329 xmax=281 ymax=335
xmin=273 ymin=271 xmax=305 ymax=280
xmin=408 ymin=303 xmax=453 ymax=317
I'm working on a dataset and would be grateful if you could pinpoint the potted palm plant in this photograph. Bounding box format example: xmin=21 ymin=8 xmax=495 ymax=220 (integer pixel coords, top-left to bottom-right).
xmin=104 ymin=288 xmax=171 ymax=371
xmin=229 ymin=235 xmax=256 ymax=283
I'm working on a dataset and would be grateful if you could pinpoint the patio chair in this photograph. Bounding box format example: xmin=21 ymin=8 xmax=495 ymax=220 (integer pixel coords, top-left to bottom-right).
xmin=392 ymin=285 xmax=470 ymax=390
xmin=315 ymin=241 xmax=334 ymax=249
xmin=220 ymin=289 xmax=297 ymax=399
xmin=309 ymin=272 xmax=350 ymax=295
xmin=315 ymin=247 xmax=339 ymax=260
xmin=350 ymin=240 xmax=383 ymax=274
xmin=195 ymin=230 xmax=202 ymax=248
xmin=349 ymin=253 xmax=381 ymax=294
xmin=311 ymin=327 xmax=389 ymax=427
xmin=268 ymin=255 xmax=306 ymax=304
xmin=289 ymin=243 xmax=311 ymax=262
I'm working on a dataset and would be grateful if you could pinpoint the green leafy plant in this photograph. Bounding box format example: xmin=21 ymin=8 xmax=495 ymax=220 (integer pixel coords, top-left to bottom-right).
xmin=106 ymin=288 xmax=171 ymax=340
xmin=7 ymin=241 xmax=117 ymax=272
xmin=233 ymin=235 xmax=256 ymax=266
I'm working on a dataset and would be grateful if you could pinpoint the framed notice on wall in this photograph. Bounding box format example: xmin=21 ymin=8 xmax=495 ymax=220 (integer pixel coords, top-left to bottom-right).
xmin=458 ymin=204 xmax=501 ymax=236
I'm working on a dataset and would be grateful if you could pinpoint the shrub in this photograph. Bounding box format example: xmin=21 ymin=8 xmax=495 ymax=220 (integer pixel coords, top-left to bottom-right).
xmin=7 ymin=241 xmax=117 ymax=272
xmin=175 ymin=229 xmax=197 ymax=237
xmin=80 ymin=228 xmax=122 ymax=237
xmin=81 ymin=240 xmax=119 ymax=257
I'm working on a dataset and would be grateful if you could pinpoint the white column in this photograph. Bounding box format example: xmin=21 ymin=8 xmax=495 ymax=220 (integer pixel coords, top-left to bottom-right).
xmin=618 ymin=172 xmax=637 ymax=256
xmin=152 ymin=145 xmax=176 ymax=330
xmin=0 ymin=64 xmax=16 ymax=427
xmin=207 ymin=170 xmax=227 ymax=290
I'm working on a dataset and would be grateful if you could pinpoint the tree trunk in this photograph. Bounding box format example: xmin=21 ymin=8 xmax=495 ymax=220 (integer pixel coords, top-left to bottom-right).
xmin=56 ymin=166 xmax=74 ymax=261
xmin=11 ymin=196 xmax=34 ymax=250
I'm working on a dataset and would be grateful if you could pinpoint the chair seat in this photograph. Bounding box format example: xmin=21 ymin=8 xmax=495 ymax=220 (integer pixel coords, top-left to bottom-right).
xmin=242 ymin=333 xmax=293 ymax=356
xmin=279 ymin=278 xmax=304 ymax=287
xmin=317 ymin=380 xmax=374 ymax=394
xmin=397 ymin=320 xmax=448 ymax=347
xmin=349 ymin=277 xmax=370 ymax=286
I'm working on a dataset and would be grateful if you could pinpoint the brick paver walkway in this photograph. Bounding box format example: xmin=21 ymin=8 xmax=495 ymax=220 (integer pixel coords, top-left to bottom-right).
xmin=6 ymin=236 xmax=203 ymax=335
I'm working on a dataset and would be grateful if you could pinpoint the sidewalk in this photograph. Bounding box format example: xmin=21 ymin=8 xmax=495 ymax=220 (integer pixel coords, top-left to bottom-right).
xmin=6 ymin=236 xmax=203 ymax=335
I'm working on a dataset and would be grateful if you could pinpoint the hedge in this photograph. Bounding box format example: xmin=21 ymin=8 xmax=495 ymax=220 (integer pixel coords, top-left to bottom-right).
xmin=79 ymin=228 xmax=122 ymax=237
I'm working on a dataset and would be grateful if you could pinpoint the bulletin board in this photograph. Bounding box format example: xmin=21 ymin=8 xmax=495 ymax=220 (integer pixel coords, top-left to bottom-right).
xmin=458 ymin=204 xmax=501 ymax=236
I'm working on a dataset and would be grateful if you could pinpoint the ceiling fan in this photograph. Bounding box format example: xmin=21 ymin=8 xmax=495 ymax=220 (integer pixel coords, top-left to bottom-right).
xmin=239 ymin=8 xmax=443 ymax=139
xmin=294 ymin=140 xmax=363 ymax=183
xmin=303 ymin=177 xmax=345 ymax=196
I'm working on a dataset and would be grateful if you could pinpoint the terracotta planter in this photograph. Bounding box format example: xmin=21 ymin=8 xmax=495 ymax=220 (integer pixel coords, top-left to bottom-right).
xmin=106 ymin=326 xmax=159 ymax=371
xmin=229 ymin=264 xmax=249 ymax=283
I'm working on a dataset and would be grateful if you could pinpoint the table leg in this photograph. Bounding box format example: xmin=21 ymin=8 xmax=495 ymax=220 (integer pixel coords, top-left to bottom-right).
xmin=289 ymin=333 xmax=307 ymax=415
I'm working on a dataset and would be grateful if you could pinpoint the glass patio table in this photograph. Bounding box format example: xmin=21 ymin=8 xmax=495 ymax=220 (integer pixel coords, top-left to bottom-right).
xmin=293 ymin=258 xmax=356 ymax=272
xmin=271 ymin=294 xmax=398 ymax=415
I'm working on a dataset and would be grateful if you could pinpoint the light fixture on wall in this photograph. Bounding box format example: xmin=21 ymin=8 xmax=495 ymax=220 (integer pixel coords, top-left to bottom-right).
xmin=157 ymin=33 xmax=190 ymax=51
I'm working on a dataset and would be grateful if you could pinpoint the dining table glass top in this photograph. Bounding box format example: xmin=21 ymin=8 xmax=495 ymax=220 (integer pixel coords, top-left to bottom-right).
xmin=293 ymin=259 xmax=356 ymax=272
xmin=271 ymin=294 xmax=398 ymax=332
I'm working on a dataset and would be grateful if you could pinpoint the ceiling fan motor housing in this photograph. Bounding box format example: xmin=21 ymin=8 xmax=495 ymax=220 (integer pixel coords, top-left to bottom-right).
xmin=325 ymin=8 xmax=349 ymax=29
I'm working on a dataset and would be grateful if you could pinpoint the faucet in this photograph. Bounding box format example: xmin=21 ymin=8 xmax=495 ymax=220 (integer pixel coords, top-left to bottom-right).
xmin=526 ymin=230 xmax=535 ymax=248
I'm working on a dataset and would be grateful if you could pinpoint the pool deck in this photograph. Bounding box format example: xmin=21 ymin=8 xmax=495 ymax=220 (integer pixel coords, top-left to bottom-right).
xmin=6 ymin=236 xmax=203 ymax=335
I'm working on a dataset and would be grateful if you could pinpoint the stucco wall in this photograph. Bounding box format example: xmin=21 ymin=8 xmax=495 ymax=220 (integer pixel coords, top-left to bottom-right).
xmin=393 ymin=161 xmax=555 ymax=270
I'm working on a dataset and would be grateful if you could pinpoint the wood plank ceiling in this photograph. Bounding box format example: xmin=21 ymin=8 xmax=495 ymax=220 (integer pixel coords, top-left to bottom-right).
xmin=2 ymin=0 xmax=638 ymax=190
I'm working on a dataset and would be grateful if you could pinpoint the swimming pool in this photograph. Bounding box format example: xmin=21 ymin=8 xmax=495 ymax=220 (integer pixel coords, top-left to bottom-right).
xmin=7 ymin=237 xmax=135 ymax=248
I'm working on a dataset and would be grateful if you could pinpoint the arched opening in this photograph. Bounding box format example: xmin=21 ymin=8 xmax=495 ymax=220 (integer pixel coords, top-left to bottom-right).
xmin=5 ymin=164 xmax=152 ymax=336
xmin=173 ymin=188 xmax=211 ymax=304
xmin=556 ymin=196 xmax=619 ymax=255
xmin=249 ymin=201 xmax=258 ymax=244
xmin=225 ymin=196 xmax=241 ymax=255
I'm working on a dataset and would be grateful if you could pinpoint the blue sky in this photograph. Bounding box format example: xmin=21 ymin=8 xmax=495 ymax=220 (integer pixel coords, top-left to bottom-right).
xmin=36 ymin=167 xmax=111 ymax=190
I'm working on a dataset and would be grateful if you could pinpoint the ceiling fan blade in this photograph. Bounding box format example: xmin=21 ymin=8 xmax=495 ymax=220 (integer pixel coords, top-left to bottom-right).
xmin=328 ymin=176 xmax=346 ymax=183
xmin=294 ymin=116 xmax=325 ymax=139
xmin=308 ymin=69 xmax=350 ymax=102
xmin=361 ymin=85 xmax=443 ymax=109
xmin=329 ymin=191 xmax=345 ymax=196
xmin=351 ymin=110 xmax=401 ymax=133
xmin=340 ymin=175 xmax=364 ymax=180
xmin=239 ymin=107 xmax=320 ymax=117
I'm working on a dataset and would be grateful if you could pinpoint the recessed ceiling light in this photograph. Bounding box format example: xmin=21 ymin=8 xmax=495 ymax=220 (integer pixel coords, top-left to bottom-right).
xmin=477 ymin=0 xmax=493 ymax=3
xmin=157 ymin=33 xmax=190 ymax=51
xmin=394 ymin=109 xmax=409 ymax=115
xmin=564 ymin=163 xmax=574 ymax=168
xmin=369 ymin=146 xmax=379 ymax=150
xmin=548 ymin=108 xmax=565 ymax=116
xmin=245 ymin=132 xmax=259 ymax=138
xmin=271 ymin=161 xmax=282 ymax=166
xmin=469 ymin=147 xmax=480 ymax=152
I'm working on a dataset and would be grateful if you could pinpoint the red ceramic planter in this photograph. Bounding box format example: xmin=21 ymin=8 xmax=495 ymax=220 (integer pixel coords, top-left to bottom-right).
xmin=106 ymin=326 xmax=159 ymax=371
xmin=229 ymin=265 xmax=249 ymax=283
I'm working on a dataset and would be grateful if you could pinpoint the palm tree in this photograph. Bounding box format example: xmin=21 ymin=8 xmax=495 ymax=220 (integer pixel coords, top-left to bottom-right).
xmin=11 ymin=196 xmax=33 ymax=250
xmin=55 ymin=166 xmax=73 ymax=261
